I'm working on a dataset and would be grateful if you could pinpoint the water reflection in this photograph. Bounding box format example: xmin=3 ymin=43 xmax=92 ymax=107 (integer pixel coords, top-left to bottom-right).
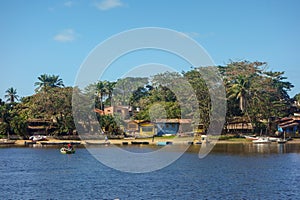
xmin=186 ymin=143 xmax=300 ymax=155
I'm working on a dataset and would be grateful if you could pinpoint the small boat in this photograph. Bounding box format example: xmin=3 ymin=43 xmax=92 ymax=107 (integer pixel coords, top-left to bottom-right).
xmin=157 ymin=141 xmax=173 ymax=146
xmin=244 ymin=135 xmax=258 ymax=140
xmin=277 ymin=132 xmax=287 ymax=144
xmin=268 ymin=137 xmax=279 ymax=142
xmin=29 ymin=135 xmax=47 ymax=141
xmin=131 ymin=141 xmax=149 ymax=145
xmin=60 ymin=147 xmax=75 ymax=154
xmin=277 ymin=138 xmax=287 ymax=144
xmin=252 ymin=137 xmax=271 ymax=144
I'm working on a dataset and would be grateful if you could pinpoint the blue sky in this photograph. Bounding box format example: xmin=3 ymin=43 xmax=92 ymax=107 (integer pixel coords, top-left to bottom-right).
xmin=1 ymin=0 xmax=300 ymax=100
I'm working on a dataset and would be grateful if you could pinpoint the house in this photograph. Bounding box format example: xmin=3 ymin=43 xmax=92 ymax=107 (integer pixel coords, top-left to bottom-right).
xmin=225 ymin=117 xmax=254 ymax=134
xmin=124 ymin=120 xmax=141 ymax=136
xmin=139 ymin=121 xmax=155 ymax=137
xmin=277 ymin=115 xmax=300 ymax=137
xmin=104 ymin=106 xmax=130 ymax=119
xmin=124 ymin=120 xmax=155 ymax=137
xmin=27 ymin=119 xmax=55 ymax=135
xmin=226 ymin=122 xmax=253 ymax=133
xmin=155 ymin=119 xmax=193 ymax=136
xmin=155 ymin=119 xmax=180 ymax=136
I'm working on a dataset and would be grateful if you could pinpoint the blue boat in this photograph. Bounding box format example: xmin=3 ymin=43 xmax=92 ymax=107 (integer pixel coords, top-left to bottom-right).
xmin=157 ymin=141 xmax=173 ymax=146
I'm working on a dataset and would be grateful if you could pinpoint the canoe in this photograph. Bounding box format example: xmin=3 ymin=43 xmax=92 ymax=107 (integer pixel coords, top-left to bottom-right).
xmin=157 ymin=141 xmax=173 ymax=146
xmin=60 ymin=147 xmax=75 ymax=154
xmin=131 ymin=141 xmax=149 ymax=145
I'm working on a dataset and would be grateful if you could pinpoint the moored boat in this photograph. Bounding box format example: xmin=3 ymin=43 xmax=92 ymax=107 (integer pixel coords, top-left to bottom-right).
xmin=252 ymin=137 xmax=271 ymax=144
xmin=244 ymin=135 xmax=258 ymax=140
xmin=277 ymin=138 xmax=287 ymax=144
xmin=277 ymin=132 xmax=287 ymax=144
xmin=157 ymin=141 xmax=173 ymax=146
xmin=268 ymin=137 xmax=279 ymax=142
xmin=29 ymin=135 xmax=47 ymax=141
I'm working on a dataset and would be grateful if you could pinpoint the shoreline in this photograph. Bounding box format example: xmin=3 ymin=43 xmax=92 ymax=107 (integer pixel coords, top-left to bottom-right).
xmin=7 ymin=137 xmax=300 ymax=147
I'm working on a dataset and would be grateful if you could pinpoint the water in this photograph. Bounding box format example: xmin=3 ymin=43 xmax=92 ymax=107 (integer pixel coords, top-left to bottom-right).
xmin=1 ymin=143 xmax=300 ymax=199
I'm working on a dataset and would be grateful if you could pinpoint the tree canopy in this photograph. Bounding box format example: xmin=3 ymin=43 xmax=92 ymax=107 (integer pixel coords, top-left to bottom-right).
xmin=0 ymin=61 xmax=297 ymax=137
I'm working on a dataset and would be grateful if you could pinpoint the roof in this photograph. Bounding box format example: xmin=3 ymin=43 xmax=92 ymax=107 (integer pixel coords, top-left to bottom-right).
xmin=226 ymin=122 xmax=253 ymax=130
xmin=278 ymin=116 xmax=300 ymax=128
xmin=27 ymin=119 xmax=52 ymax=123
xmin=155 ymin=119 xmax=192 ymax=124
xmin=280 ymin=122 xmax=300 ymax=128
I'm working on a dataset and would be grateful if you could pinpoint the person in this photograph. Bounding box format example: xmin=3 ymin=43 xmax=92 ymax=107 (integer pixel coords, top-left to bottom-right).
xmin=67 ymin=143 xmax=72 ymax=150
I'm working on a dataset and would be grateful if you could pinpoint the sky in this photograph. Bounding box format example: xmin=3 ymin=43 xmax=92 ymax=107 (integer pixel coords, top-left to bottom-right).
xmin=1 ymin=0 xmax=300 ymax=100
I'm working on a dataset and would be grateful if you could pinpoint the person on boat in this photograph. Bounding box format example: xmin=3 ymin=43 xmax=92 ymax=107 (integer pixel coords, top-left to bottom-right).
xmin=67 ymin=143 xmax=72 ymax=150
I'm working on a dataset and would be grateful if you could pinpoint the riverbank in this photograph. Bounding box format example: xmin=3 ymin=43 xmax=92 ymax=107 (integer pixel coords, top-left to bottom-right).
xmin=10 ymin=137 xmax=300 ymax=146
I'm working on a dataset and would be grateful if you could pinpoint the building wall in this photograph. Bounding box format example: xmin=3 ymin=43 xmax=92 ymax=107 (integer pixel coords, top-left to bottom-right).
xmin=156 ymin=123 xmax=179 ymax=136
xmin=139 ymin=123 xmax=155 ymax=136
xmin=104 ymin=106 xmax=129 ymax=119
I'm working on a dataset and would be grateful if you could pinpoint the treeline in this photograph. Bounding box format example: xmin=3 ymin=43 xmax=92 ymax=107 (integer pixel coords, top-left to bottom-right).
xmin=0 ymin=61 xmax=299 ymax=137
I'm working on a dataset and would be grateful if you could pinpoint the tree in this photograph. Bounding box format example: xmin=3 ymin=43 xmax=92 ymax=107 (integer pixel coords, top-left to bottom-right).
xmin=95 ymin=81 xmax=106 ymax=110
xmin=227 ymin=75 xmax=251 ymax=112
xmin=5 ymin=87 xmax=19 ymax=103
xmin=222 ymin=61 xmax=294 ymax=133
xmin=20 ymin=87 xmax=75 ymax=135
xmin=104 ymin=81 xmax=116 ymax=107
xmin=113 ymin=77 xmax=149 ymax=106
xmin=34 ymin=74 xmax=64 ymax=92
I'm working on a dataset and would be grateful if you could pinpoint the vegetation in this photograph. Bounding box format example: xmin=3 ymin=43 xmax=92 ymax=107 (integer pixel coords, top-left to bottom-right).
xmin=0 ymin=61 xmax=298 ymax=138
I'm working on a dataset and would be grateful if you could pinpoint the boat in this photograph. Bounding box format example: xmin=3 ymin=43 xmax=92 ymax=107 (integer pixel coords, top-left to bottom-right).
xmin=157 ymin=141 xmax=173 ymax=146
xmin=252 ymin=137 xmax=271 ymax=144
xmin=131 ymin=141 xmax=149 ymax=145
xmin=244 ymin=135 xmax=258 ymax=140
xmin=277 ymin=138 xmax=287 ymax=144
xmin=29 ymin=135 xmax=47 ymax=141
xmin=268 ymin=137 xmax=279 ymax=142
xmin=60 ymin=147 xmax=75 ymax=154
xmin=277 ymin=132 xmax=287 ymax=144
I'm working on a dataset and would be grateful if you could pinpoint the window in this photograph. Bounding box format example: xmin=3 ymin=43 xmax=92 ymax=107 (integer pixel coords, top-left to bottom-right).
xmin=142 ymin=127 xmax=153 ymax=132
xmin=129 ymin=124 xmax=137 ymax=129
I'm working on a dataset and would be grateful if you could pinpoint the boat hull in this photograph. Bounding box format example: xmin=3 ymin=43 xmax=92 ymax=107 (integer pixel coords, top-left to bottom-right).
xmin=60 ymin=148 xmax=75 ymax=154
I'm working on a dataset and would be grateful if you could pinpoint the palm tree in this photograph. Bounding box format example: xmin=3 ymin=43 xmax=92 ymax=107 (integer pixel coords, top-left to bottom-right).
xmin=95 ymin=81 xmax=106 ymax=110
xmin=34 ymin=74 xmax=64 ymax=92
xmin=227 ymin=75 xmax=251 ymax=112
xmin=105 ymin=81 xmax=116 ymax=106
xmin=5 ymin=87 xmax=19 ymax=103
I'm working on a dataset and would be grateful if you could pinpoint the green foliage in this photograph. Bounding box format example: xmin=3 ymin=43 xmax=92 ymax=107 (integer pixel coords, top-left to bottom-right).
xmin=5 ymin=87 xmax=19 ymax=103
xmin=0 ymin=122 xmax=8 ymax=135
xmin=34 ymin=74 xmax=64 ymax=92
xmin=0 ymin=60 xmax=297 ymax=137
xmin=222 ymin=61 xmax=293 ymax=131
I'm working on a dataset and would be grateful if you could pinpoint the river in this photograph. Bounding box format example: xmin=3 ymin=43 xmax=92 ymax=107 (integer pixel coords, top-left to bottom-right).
xmin=0 ymin=143 xmax=300 ymax=199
